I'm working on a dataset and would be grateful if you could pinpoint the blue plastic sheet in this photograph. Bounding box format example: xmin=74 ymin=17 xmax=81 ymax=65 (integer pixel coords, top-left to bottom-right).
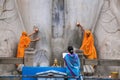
xmin=22 ymin=66 xmax=66 ymax=80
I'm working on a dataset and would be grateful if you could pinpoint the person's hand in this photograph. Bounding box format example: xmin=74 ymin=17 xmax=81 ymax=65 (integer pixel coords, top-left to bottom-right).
xmin=36 ymin=37 xmax=40 ymax=41
xmin=33 ymin=30 xmax=36 ymax=34
xmin=76 ymin=22 xmax=85 ymax=31
xmin=34 ymin=27 xmax=39 ymax=33
xmin=35 ymin=28 xmax=39 ymax=32
xmin=76 ymin=22 xmax=81 ymax=27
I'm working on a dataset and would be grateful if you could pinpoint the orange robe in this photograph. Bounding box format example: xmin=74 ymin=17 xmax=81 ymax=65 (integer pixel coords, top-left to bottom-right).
xmin=17 ymin=32 xmax=31 ymax=58
xmin=80 ymin=30 xmax=97 ymax=59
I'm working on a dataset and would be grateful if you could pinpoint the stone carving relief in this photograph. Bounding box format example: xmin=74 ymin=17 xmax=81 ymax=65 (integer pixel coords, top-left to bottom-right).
xmin=94 ymin=0 xmax=120 ymax=76
xmin=0 ymin=30 xmax=17 ymax=76
xmin=33 ymin=50 xmax=49 ymax=67
xmin=0 ymin=0 xmax=24 ymax=76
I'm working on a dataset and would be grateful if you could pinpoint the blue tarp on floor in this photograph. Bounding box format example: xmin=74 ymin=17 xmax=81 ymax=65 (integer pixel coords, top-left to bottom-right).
xmin=22 ymin=66 xmax=113 ymax=80
xmin=22 ymin=66 xmax=66 ymax=80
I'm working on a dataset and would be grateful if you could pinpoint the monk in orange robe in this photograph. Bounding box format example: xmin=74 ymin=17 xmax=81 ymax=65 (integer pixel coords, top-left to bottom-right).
xmin=17 ymin=28 xmax=40 ymax=58
xmin=76 ymin=22 xmax=97 ymax=59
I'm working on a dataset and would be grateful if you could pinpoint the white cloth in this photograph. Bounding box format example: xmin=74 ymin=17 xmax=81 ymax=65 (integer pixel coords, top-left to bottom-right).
xmin=17 ymin=64 xmax=24 ymax=72
xmin=62 ymin=53 xmax=68 ymax=58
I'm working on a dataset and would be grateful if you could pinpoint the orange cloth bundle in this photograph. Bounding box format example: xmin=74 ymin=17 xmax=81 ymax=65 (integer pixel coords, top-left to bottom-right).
xmin=80 ymin=30 xmax=97 ymax=59
xmin=17 ymin=32 xmax=31 ymax=58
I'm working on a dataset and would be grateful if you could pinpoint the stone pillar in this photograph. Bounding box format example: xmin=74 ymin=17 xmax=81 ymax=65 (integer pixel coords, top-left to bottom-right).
xmin=24 ymin=48 xmax=36 ymax=66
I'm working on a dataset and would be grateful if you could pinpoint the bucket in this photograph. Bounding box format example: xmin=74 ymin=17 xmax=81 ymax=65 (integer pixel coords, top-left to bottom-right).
xmin=111 ymin=72 xmax=119 ymax=79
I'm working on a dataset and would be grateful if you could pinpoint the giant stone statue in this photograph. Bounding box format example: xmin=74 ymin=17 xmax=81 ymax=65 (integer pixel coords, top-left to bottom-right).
xmin=0 ymin=0 xmax=120 ymax=78
xmin=17 ymin=0 xmax=104 ymax=66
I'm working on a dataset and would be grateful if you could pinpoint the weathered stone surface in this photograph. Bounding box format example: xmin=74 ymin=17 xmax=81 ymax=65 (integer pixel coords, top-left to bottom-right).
xmin=0 ymin=0 xmax=24 ymax=77
xmin=94 ymin=0 xmax=120 ymax=77
xmin=0 ymin=0 xmax=120 ymax=78
xmin=17 ymin=0 xmax=52 ymax=66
